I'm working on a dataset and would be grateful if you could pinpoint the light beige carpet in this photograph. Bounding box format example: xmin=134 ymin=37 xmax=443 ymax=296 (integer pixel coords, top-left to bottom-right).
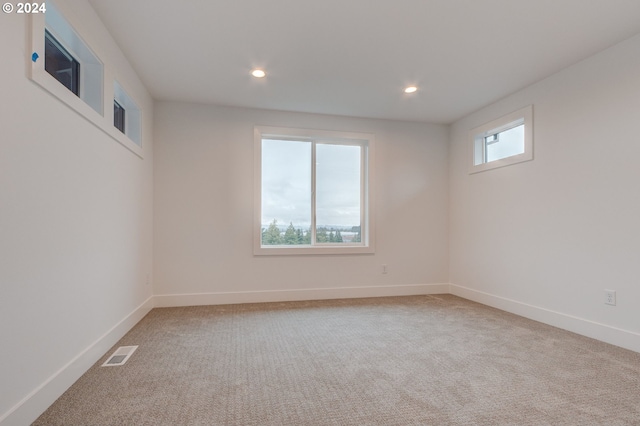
xmin=34 ymin=295 xmax=640 ymax=425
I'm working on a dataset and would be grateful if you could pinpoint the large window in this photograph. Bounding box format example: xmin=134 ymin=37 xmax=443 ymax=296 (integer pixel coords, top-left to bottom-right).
xmin=469 ymin=105 xmax=533 ymax=173
xmin=254 ymin=127 xmax=375 ymax=255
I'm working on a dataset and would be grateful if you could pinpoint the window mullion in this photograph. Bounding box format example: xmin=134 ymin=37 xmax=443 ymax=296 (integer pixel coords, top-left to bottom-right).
xmin=483 ymin=137 xmax=488 ymax=164
xmin=311 ymin=140 xmax=317 ymax=246
xmin=360 ymin=144 xmax=366 ymax=246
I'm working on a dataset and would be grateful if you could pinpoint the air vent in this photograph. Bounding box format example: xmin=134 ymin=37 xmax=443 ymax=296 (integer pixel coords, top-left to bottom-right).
xmin=101 ymin=345 xmax=138 ymax=367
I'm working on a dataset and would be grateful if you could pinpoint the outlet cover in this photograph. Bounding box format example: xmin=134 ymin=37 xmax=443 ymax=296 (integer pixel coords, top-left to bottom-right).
xmin=604 ymin=290 xmax=616 ymax=306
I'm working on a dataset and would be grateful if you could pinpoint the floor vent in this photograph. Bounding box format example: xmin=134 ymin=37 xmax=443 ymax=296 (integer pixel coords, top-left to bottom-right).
xmin=101 ymin=345 xmax=138 ymax=367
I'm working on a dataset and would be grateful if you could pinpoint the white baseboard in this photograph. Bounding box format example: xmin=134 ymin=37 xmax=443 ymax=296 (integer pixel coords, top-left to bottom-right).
xmin=0 ymin=297 xmax=154 ymax=426
xmin=154 ymin=283 xmax=449 ymax=308
xmin=449 ymin=283 xmax=640 ymax=353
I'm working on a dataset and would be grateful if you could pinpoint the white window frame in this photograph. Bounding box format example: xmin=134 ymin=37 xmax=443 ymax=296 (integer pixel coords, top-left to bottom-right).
xmin=254 ymin=126 xmax=375 ymax=255
xmin=28 ymin=0 xmax=143 ymax=157
xmin=469 ymin=105 xmax=533 ymax=174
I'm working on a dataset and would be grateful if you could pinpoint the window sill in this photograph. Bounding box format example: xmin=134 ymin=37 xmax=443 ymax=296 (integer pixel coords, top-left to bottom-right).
xmin=254 ymin=245 xmax=375 ymax=256
xmin=468 ymin=152 xmax=533 ymax=174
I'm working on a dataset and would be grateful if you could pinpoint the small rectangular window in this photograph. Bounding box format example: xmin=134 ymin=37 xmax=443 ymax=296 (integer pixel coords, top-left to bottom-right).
xmin=42 ymin=1 xmax=104 ymax=115
xmin=44 ymin=29 xmax=79 ymax=96
xmin=469 ymin=105 xmax=533 ymax=173
xmin=113 ymin=81 xmax=142 ymax=146
xmin=113 ymin=100 xmax=125 ymax=134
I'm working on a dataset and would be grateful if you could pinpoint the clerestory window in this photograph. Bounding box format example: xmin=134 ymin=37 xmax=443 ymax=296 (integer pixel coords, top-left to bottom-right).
xmin=469 ymin=105 xmax=533 ymax=173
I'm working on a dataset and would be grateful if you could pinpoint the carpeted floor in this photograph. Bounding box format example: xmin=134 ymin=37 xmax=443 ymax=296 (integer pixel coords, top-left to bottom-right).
xmin=34 ymin=295 xmax=640 ymax=425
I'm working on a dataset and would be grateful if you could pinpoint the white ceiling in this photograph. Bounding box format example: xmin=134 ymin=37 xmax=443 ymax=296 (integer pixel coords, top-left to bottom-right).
xmin=88 ymin=0 xmax=640 ymax=124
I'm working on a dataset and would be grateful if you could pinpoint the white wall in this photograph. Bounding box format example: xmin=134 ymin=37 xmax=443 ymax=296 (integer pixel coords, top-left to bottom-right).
xmin=0 ymin=2 xmax=154 ymax=424
xmin=154 ymin=102 xmax=449 ymax=305
xmin=449 ymin=34 xmax=640 ymax=351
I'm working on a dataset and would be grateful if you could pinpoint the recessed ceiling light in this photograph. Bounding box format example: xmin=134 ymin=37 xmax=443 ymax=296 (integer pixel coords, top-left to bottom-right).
xmin=404 ymin=86 xmax=418 ymax=94
xmin=251 ymin=69 xmax=266 ymax=78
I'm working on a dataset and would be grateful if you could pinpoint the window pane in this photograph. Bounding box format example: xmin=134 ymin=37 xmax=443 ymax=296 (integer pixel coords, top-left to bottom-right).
xmin=114 ymin=100 xmax=125 ymax=134
xmin=261 ymin=139 xmax=311 ymax=245
xmin=486 ymin=124 xmax=525 ymax=162
xmin=316 ymin=143 xmax=361 ymax=244
xmin=44 ymin=30 xmax=79 ymax=96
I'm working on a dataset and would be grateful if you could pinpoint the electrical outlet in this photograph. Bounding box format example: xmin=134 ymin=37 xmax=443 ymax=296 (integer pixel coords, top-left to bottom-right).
xmin=382 ymin=264 xmax=388 ymax=274
xmin=604 ymin=290 xmax=616 ymax=306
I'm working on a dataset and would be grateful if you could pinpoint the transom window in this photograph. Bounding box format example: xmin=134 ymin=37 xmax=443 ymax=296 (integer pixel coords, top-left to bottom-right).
xmin=254 ymin=127 xmax=375 ymax=255
xmin=469 ymin=105 xmax=533 ymax=173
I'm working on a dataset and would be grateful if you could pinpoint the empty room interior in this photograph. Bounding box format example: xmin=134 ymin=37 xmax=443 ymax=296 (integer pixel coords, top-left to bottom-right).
xmin=2 ymin=0 xmax=640 ymax=424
